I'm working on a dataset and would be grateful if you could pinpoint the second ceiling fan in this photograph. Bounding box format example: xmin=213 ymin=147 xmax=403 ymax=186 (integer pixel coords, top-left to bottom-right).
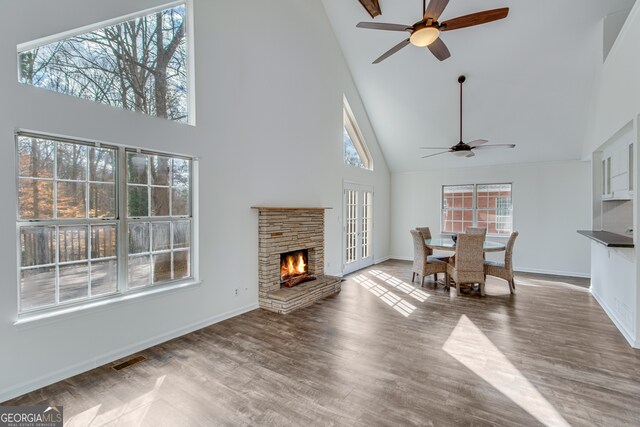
xmin=357 ymin=0 xmax=509 ymax=63
xmin=420 ymin=75 xmax=515 ymax=159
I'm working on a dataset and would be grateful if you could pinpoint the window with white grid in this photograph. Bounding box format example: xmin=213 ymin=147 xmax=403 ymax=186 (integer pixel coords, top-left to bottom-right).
xmin=16 ymin=132 xmax=195 ymax=315
xmin=441 ymin=183 xmax=512 ymax=236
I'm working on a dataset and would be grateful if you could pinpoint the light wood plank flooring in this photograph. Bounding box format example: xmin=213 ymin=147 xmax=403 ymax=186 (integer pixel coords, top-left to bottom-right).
xmin=5 ymin=260 xmax=640 ymax=426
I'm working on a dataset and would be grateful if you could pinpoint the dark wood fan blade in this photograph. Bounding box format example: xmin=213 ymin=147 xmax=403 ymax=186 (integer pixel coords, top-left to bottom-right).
xmin=441 ymin=8 xmax=509 ymax=32
xmin=419 ymin=147 xmax=453 ymax=149
xmin=427 ymin=37 xmax=451 ymax=61
xmin=466 ymin=151 xmax=476 ymax=158
xmin=357 ymin=22 xmax=411 ymax=31
xmin=473 ymin=144 xmax=516 ymax=149
xmin=373 ymin=39 xmax=411 ymax=64
xmin=422 ymin=151 xmax=451 ymax=159
xmin=468 ymin=139 xmax=488 ymax=147
xmin=425 ymin=0 xmax=450 ymax=20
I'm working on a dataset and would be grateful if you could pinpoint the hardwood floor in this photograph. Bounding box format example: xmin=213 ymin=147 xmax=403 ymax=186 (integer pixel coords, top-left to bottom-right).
xmin=5 ymin=260 xmax=640 ymax=426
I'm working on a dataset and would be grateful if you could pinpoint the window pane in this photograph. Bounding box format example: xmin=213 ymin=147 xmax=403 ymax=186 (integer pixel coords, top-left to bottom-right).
xmin=173 ymin=250 xmax=190 ymax=280
xmin=89 ymin=147 xmax=115 ymax=182
xmin=153 ymin=253 xmax=172 ymax=283
xmin=173 ymin=221 xmax=190 ymax=249
xmin=128 ymin=255 xmax=151 ymax=288
xmin=20 ymin=267 xmax=56 ymax=311
xmin=128 ymin=186 xmax=148 ymax=217
xmin=20 ymin=226 xmax=56 ymax=267
xmin=151 ymin=156 xmax=171 ymax=185
xmin=128 ymin=223 xmax=149 ymax=254
xmin=91 ymin=260 xmax=117 ymax=296
xmin=59 ymin=263 xmax=89 ymax=302
xmin=57 ymin=143 xmax=87 ymax=181
xmin=59 ymin=226 xmax=88 ymax=262
xmin=152 ymin=222 xmax=171 ymax=252
xmin=89 ymin=183 xmax=115 ymax=218
xmin=91 ymin=225 xmax=117 ymax=259
xmin=18 ymin=5 xmax=188 ymax=122
xmin=19 ymin=179 xmax=54 ymax=219
xmin=57 ymin=181 xmax=86 ymax=218
xmin=18 ymin=138 xmax=54 ymax=178
xmin=128 ymin=153 xmax=148 ymax=184
xmin=172 ymin=188 xmax=190 ymax=216
xmin=172 ymin=158 xmax=190 ymax=188
xmin=151 ymin=187 xmax=170 ymax=216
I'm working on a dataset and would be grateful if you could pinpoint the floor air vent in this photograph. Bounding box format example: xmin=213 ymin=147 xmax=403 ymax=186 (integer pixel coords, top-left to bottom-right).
xmin=112 ymin=355 xmax=146 ymax=371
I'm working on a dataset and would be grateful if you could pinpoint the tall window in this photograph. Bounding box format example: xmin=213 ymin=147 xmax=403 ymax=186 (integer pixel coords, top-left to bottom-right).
xmin=17 ymin=132 xmax=194 ymax=315
xmin=442 ymin=183 xmax=513 ymax=236
xmin=17 ymin=4 xmax=189 ymax=123
xmin=343 ymin=97 xmax=372 ymax=170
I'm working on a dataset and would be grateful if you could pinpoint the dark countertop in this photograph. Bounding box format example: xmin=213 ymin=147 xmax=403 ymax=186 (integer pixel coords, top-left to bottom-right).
xmin=577 ymin=230 xmax=634 ymax=248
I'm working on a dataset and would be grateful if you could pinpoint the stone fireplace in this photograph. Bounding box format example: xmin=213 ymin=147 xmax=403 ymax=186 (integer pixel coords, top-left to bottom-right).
xmin=252 ymin=207 xmax=341 ymax=314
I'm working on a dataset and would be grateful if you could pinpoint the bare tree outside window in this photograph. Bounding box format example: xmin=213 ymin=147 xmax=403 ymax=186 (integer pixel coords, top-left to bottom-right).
xmin=18 ymin=5 xmax=189 ymax=123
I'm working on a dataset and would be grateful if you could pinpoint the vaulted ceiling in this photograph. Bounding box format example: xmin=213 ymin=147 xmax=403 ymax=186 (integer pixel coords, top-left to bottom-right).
xmin=322 ymin=0 xmax=636 ymax=172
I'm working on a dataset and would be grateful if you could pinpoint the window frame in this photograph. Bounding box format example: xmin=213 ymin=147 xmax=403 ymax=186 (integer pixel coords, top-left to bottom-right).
xmin=440 ymin=182 xmax=513 ymax=237
xmin=343 ymin=96 xmax=373 ymax=170
xmin=15 ymin=130 xmax=197 ymax=318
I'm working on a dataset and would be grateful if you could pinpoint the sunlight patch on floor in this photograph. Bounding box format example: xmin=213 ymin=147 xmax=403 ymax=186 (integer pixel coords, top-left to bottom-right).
xmin=443 ymin=316 xmax=570 ymax=427
xmin=368 ymin=269 xmax=430 ymax=302
xmin=353 ymin=273 xmax=419 ymax=317
xmin=65 ymin=375 xmax=166 ymax=427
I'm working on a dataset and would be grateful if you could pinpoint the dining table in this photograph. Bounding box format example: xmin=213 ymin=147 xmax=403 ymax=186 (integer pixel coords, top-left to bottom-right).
xmin=425 ymin=237 xmax=506 ymax=252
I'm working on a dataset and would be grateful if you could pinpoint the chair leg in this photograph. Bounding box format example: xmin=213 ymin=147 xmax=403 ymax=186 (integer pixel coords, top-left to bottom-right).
xmin=433 ymin=273 xmax=437 ymax=282
xmin=412 ymin=272 xmax=416 ymax=282
xmin=421 ymin=275 xmax=425 ymax=287
xmin=480 ymin=282 xmax=486 ymax=296
xmin=510 ymin=279 xmax=516 ymax=294
xmin=455 ymin=282 xmax=461 ymax=295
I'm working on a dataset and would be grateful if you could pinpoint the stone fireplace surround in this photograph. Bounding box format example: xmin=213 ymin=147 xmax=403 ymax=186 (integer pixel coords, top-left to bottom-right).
xmin=252 ymin=207 xmax=341 ymax=314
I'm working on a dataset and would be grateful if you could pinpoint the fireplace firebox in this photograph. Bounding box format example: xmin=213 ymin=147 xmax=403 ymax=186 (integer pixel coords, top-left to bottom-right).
xmin=280 ymin=249 xmax=316 ymax=288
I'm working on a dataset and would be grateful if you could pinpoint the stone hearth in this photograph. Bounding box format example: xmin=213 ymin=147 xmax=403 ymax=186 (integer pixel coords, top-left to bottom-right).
xmin=252 ymin=207 xmax=341 ymax=314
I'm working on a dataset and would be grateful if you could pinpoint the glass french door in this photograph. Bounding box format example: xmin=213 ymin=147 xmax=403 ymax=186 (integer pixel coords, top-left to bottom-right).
xmin=343 ymin=183 xmax=373 ymax=274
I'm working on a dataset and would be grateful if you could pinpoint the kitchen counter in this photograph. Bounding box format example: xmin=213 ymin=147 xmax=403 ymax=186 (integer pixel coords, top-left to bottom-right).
xmin=577 ymin=230 xmax=634 ymax=248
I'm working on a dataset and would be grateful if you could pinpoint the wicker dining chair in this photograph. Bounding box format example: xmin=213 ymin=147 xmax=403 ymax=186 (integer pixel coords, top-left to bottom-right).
xmin=416 ymin=226 xmax=450 ymax=262
xmin=465 ymin=227 xmax=487 ymax=236
xmin=484 ymin=231 xmax=519 ymax=294
xmin=410 ymin=229 xmax=447 ymax=286
xmin=446 ymin=233 xmax=486 ymax=296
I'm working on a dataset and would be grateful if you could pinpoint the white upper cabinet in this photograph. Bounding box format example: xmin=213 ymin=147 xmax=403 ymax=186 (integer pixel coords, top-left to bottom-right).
xmin=602 ymin=139 xmax=634 ymax=200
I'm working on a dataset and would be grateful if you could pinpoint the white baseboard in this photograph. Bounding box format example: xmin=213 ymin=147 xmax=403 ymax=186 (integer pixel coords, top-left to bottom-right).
xmin=591 ymin=289 xmax=639 ymax=348
xmin=389 ymin=256 xmax=412 ymax=262
xmin=0 ymin=303 xmax=259 ymax=403
xmin=374 ymin=256 xmax=391 ymax=264
xmin=514 ymin=266 xmax=591 ymax=279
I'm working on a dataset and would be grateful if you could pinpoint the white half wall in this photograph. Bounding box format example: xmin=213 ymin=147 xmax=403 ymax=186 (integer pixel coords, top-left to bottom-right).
xmin=391 ymin=161 xmax=592 ymax=277
xmin=0 ymin=0 xmax=391 ymax=401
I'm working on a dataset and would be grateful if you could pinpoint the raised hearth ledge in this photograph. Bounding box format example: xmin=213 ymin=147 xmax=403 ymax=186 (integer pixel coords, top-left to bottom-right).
xmin=252 ymin=206 xmax=332 ymax=211
xmin=262 ymin=276 xmax=342 ymax=314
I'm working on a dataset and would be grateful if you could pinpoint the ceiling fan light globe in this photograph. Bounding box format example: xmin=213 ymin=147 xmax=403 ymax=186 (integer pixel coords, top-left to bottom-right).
xmin=409 ymin=27 xmax=440 ymax=47
xmin=453 ymin=150 xmax=471 ymax=158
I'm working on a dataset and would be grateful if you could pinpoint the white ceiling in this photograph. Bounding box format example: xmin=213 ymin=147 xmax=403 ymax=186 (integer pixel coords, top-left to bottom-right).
xmin=322 ymin=0 xmax=636 ymax=172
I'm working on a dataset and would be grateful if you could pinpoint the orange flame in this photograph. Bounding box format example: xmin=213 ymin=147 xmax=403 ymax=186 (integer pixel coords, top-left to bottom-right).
xmin=281 ymin=252 xmax=307 ymax=281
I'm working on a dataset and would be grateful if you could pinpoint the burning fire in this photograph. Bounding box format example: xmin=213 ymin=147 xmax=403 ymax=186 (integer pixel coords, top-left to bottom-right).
xmin=281 ymin=252 xmax=307 ymax=281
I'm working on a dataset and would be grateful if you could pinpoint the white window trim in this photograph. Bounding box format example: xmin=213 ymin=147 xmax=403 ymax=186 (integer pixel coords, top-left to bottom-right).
xmin=441 ymin=182 xmax=514 ymax=237
xmin=343 ymin=96 xmax=373 ymax=170
xmin=15 ymin=129 xmax=199 ymax=321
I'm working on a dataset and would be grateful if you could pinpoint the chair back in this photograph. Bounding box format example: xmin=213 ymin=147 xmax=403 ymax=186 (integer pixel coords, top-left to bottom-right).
xmin=505 ymin=231 xmax=519 ymax=271
xmin=454 ymin=234 xmax=485 ymax=272
xmin=410 ymin=229 xmax=428 ymax=270
xmin=465 ymin=227 xmax=487 ymax=236
xmin=415 ymin=227 xmax=433 ymax=256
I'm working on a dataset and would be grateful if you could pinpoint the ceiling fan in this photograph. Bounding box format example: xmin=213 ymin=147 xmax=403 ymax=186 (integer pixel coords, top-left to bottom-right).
xmin=420 ymin=75 xmax=515 ymax=159
xmin=357 ymin=0 xmax=509 ymax=63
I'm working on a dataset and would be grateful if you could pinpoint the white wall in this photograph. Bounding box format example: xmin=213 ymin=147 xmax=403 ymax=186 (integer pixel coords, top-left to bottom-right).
xmin=0 ymin=0 xmax=391 ymax=400
xmin=391 ymin=161 xmax=592 ymax=277
xmin=584 ymin=1 xmax=640 ymax=347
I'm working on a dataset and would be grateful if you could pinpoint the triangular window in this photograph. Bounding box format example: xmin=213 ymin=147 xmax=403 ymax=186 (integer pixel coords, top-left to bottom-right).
xmin=343 ymin=97 xmax=372 ymax=170
xmin=17 ymin=4 xmax=190 ymax=124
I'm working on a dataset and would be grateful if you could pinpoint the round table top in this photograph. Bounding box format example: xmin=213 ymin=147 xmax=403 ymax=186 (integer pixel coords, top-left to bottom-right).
xmin=425 ymin=238 xmax=506 ymax=252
